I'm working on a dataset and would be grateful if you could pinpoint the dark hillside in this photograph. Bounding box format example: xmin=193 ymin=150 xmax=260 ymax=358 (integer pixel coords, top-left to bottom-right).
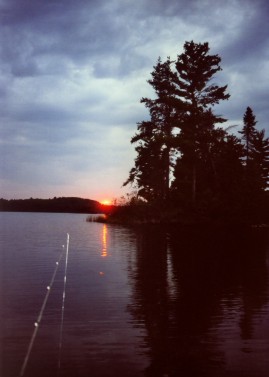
xmin=0 ymin=197 xmax=105 ymax=214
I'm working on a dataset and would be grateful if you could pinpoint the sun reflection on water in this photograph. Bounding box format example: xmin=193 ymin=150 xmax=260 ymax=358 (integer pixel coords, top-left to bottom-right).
xmin=101 ymin=224 xmax=108 ymax=257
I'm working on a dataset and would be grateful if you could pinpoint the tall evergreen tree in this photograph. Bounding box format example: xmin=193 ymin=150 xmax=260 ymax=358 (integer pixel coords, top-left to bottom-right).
xmin=237 ymin=107 xmax=269 ymax=221
xmin=240 ymin=107 xmax=269 ymax=192
xmin=240 ymin=107 xmax=257 ymax=165
xmin=171 ymin=41 xmax=230 ymax=206
xmin=123 ymin=42 xmax=268 ymax=223
xmin=250 ymin=129 xmax=269 ymax=191
xmin=124 ymin=121 xmax=168 ymax=202
xmin=124 ymin=57 xmax=179 ymax=202
xmin=125 ymin=41 xmax=232 ymax=211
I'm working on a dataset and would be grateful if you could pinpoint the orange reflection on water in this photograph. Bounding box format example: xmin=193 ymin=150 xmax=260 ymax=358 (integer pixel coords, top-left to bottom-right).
xmin=101 ymin=224 xmax=108 ymax=257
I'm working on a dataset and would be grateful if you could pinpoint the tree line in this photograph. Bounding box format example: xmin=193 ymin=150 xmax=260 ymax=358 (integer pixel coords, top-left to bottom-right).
xmin=0 ymin=197 xmax=105 ymax=214
xmin=124 ymin=41 xmax=269 ymax=222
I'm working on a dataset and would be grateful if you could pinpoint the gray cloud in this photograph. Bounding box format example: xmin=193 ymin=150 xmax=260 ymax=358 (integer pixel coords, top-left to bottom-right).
xmin=0 ymin=0 xmax=268 ymax=200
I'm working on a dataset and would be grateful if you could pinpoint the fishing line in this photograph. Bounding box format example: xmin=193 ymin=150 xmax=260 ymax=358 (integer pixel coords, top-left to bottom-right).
xmin=57 ymin=233 xmax=70 ymax=374
xmin=19 ymin=245 xmax=65 ymax=377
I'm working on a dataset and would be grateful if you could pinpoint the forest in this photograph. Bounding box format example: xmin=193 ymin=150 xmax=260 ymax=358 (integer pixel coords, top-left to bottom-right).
xmin=0 ymin=197 xmax=105 ymax=214
xmin=121 ymin=41 xmax=269 ymax=224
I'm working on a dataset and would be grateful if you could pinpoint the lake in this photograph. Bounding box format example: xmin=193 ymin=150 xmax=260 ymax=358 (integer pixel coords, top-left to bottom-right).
xmin=1 ymin=212 xmax=269 ymax=377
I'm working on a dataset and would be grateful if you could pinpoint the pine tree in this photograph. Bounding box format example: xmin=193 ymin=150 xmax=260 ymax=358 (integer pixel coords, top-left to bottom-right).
xmin=238 ymin=107 xmax=269 ymax=221
xmin=240 ymin=107 xmax=257 ymax=165
xmin=240 ymin=107 xmax=269 ymax=192
xmin=125 ymin=41 xmax=231 ymax=211
xmin=124 ymin=121 xmax=167 ymax=202
xmin=124 ymin=57 xmax=179 ymax=202
xmin=171 ymin=41 xmax=230 ymax=206
xmin=250 ymin=129 xmax=269 ymax=190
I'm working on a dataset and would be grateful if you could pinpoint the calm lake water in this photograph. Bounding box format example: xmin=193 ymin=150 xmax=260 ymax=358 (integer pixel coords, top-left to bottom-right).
xmin=1 ymin=212 xmax=269 ymax=377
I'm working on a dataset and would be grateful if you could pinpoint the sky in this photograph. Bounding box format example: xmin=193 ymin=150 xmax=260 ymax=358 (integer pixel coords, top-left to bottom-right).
xmin=0 ymin=0 xmax=269 ymax=202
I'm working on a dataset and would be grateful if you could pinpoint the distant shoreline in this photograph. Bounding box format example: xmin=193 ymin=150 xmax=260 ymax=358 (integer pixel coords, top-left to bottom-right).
xmin=0 ymin=197 xmax=110 ymax=214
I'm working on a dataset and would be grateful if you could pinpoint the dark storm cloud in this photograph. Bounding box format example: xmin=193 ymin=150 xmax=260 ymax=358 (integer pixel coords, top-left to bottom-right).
xmin=2 ymin=0 xmax=266 ymax=78
xmin=0 ymin=0 xmax=268 ymax=199
xmin=0 ymin=0 xmax=147 ymax=77
xmin=220 ymin=2 xmax=269 ymax=64
xmin=1 ymin=1 xmax=110 ymax=76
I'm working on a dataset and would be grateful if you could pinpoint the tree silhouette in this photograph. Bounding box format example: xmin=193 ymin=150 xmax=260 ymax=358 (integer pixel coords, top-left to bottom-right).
xmin=124 ymin=58 xmax=179 ymax=202
xmin=249 ymin=129 xmax=269 ymax=191
xmin=124 ymin=123 xmax=168 ymax=202
xmin=240 ymin=107 xmax=257 ymax=166
xmin=123 ymin=41 xmax=269 ymax=223
xmin=240 ymin=107 xmax=269 ymax=195
xmin=125 ymin=42 xmax=230 ymax=207
xmin=171 ymin=41 xmax=230 ymax=206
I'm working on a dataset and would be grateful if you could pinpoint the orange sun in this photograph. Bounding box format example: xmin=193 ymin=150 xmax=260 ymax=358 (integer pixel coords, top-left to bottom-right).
xmin=100 ymin=199 xmax=112 ymax=206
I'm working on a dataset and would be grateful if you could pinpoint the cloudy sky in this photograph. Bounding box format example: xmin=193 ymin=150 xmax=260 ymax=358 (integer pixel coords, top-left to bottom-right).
xmin=0 ymin=0 xmax=268 ymax=202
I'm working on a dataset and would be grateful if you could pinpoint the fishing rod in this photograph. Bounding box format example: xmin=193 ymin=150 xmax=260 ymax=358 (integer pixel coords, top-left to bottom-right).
xmin=57 ymin=233 xmax=70 ymax=374
xmin=19 ymin=233 xmax=70 ymax=377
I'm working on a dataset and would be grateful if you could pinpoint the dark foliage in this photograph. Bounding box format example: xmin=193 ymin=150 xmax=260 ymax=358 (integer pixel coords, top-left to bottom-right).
xmin=0 ymin=197 xmax=106 ymax=214
xmin=123 ymin=41 xmax=269 ymax=224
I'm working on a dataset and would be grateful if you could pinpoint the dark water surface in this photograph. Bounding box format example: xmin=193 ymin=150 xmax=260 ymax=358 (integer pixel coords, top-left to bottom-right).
xmin=1 ymin=212 xmax=269 ymax=377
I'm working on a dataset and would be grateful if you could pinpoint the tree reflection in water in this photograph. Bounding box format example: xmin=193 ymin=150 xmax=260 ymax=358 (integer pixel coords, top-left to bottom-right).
xmin=127 ymin=225 xmax=269 ymax=377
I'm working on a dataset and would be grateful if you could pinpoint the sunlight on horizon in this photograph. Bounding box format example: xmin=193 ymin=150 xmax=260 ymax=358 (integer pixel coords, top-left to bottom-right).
xmin=100 ymin=199 xmax=112 ymax=206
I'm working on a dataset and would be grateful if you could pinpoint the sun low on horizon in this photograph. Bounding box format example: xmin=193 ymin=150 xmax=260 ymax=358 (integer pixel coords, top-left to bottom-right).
xmin=100 ymin=199 xmax=112 ymax=206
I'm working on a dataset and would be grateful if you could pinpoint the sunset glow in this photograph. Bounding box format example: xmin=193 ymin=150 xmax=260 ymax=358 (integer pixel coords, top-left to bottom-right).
xmin=100 ymin=200 xmax=112 ymax=206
